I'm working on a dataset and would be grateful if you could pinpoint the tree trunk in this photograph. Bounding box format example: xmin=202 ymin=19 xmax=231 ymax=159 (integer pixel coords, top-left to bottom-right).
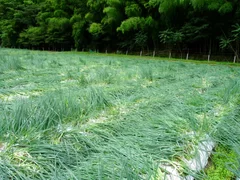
xmin=236 ymin=40 xmax=239 ymax=62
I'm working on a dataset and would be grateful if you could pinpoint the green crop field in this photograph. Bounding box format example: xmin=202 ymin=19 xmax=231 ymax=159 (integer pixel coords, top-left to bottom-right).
xmin=0 ymin=48 xmax=239 ymax=179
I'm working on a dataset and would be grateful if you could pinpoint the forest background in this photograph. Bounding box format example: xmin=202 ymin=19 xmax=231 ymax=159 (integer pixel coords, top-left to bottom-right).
xmin=0 ymin=0 xmax=240 ymax=61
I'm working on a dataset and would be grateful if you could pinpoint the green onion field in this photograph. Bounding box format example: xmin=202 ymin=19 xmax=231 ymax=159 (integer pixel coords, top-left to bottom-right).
xmin=0 ymin=49 xmax=239 ymax=179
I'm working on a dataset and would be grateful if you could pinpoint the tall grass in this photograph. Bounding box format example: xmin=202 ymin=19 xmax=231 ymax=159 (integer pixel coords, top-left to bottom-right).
xmin=223 ymin=79 xmax=240 ymax=103
xmin=0 ymin=49 xmax=240 ymax=179
xmin=139 ymin=65 xmax=154 ymax=81
xmin=0 ymin=55 xmax=24 ymax=72
xmin=2 ymin=92 xmax=77 ymax=134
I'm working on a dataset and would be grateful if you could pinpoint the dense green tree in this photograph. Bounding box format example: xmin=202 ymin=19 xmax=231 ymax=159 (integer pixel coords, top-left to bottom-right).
xmin=220 ymin=23 xmax=240 ymax=61
xmin=0 ymin=0 xmax=240 ymax=59
xmin=18 ymin=26 xmax=45 ymax=48
xmin=159 ymin=29 xmax=183 ymax=52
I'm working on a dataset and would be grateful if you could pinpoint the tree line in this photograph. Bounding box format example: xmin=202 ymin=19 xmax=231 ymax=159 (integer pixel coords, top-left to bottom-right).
xmin=0 ymin=0 xmax=240 ymax=59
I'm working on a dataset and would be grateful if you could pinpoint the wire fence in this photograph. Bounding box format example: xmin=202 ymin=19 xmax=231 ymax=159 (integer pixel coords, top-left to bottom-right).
xmin=109 ymin=50 xmax=238 ymax=63
xmin=1 ymin=46 xmax=238 ymax=63
xmin=78 ymin=48 xmax=238 ymax=63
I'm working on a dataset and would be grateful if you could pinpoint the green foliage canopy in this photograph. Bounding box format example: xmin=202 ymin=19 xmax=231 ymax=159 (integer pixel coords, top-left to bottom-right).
xmin=0 ymin=0 xmax=239 ymax=56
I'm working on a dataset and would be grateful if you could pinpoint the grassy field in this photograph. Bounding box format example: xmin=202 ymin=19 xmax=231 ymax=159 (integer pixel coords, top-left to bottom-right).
xmin=0 ymin=48 xmax=239 ymax=179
